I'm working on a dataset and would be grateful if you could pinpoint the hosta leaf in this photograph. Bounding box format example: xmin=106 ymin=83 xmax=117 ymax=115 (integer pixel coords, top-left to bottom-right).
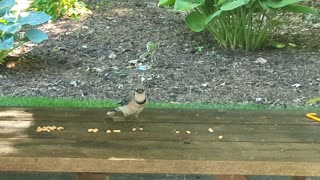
xmin=2 ymin=13 xmax=17 ymax=23
xmin=282 ymin=4 xmax=318 ymax=14
xmin=306 ymin=97 xmax=320 ymax=105
xmin=185 ymin=11 xmax=205 ymax=32
xmin=217 ymin=0 xmax=232 ymax=6
xmin=24 ymin=29 xmax=48 ymax=43
xmin=174 ymin=0 xmax=205 ymax=11
xmin=205 ymin=10 xmax=222 ymax=24
xmin=221 ymin=0 xmax=250 ymax=11
xmin=0 ymin=35 xmax=14 ymax=50
xmin=18 ymin=12 xmax=52 ymax=26
xmin=158 ymin=0 xmax=175 ymax=6
xmin=0 ymin=0 xmax=15 ymax=16
xmin=260 ymin=0 xmax=303 ymax=9
xmin=0 ymin=23 xmax=21 ymax=33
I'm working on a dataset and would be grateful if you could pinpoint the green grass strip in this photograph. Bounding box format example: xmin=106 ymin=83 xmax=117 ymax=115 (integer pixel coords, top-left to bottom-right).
xmin=0 ymin=96 xmax=319 ymax=112
xmin=0 ymin=96 xmax=117 ymax=108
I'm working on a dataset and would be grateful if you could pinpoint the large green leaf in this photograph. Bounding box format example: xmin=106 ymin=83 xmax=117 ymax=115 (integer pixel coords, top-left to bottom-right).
xmin=217 ymin=0 xmax=231 ymax=6
xmin=158 ymin=0 xmax=176 ymax=6
xmin=221 ymin=0 xmax=250 ymax=11
xmin=0 ymin=22 xmax=21 ymax=33
xmin=174 ymin=0 xmax=205 ymax=11
xmin=0 ymin=0 xmax=15 ymax=16
xmin=24 ymin=29 xmax=48 ymax=43
xmin=260 ymin=0 xmax=303 ymax=9
xmin=306 ymin=97 xmax=320 ymax=105
xmin=2 ymin=13 xmax=17 ymax=23
xmin=0 ymin=35 xmax=14 ymax=50
xmin=282 ymin=4 xmax=318 ymax=14
xmin=185 ymin=11 xmax=206 ymax=32
xmin=258 ymin=0 xmax=269 ymax=10
xmin=18 ymin=12 xmax=52 ymax=26
xmin=205 ymin=10 xmax=222 ymax=24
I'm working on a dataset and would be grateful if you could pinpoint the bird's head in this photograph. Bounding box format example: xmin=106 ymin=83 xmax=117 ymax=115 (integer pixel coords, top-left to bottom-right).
xmin=135 ymin=88 xmax=145 ymax=94
xmin=133 ymin=87 xmax=146 ymax=103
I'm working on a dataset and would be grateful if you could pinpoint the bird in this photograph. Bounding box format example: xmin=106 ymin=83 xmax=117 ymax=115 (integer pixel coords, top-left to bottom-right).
xmin=107 ymin=88 xmax=147 ymax=118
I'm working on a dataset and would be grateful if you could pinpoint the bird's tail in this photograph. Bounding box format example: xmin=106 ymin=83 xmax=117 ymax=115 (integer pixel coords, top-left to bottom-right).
xmin=107 ymin=107 xmax=122 ymax=116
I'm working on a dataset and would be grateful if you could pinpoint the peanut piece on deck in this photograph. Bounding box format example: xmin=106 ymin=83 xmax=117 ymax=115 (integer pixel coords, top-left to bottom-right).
xmin=88 ymin=128 xmax=99 ymax=133
xmin=106 ymin=130 xmax=112 ymax=134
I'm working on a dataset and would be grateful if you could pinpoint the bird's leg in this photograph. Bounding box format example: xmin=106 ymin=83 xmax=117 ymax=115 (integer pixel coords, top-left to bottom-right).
xmin=135 ymin=113 xmax=142 ymax=121
xmin=122 ymin=121 xmax=128 ymax=127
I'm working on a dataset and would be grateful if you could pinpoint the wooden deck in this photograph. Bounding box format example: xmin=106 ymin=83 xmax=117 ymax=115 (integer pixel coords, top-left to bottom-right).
xmin=0 ymin=107 xmax=319 ymax=178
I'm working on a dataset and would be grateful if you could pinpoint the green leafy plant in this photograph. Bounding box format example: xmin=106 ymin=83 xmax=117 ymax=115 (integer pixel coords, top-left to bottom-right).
xmin=306 ymin=97 xmax=320 ymax=106
xmin=30 ymin=0 xmax=90 ymax=20
xmin=140 ymin=41 xmax=159 ymax=64
xmin=0 ymin=0 xmax=51 ymax=64
xmin=158 ymin=0 xmax=318 ymax=50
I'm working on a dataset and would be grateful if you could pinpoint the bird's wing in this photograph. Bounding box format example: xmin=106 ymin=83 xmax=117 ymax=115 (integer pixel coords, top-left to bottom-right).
xmin=118 ymin=93 xmax=133 ymax=106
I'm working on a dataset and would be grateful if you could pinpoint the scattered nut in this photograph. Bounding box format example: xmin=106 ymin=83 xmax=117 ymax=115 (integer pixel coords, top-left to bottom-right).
xmin=113 ymin=129 xmax=121 ymax=133
xmin=88 ymin=128 xmax=99 ymax=133
xmin=186 ymin=131 xmax=191 ymax=134
xmin=208 ymin=128 xmax=214 ymax=133
xmin=36 ymin=126 xmax=42 ymax=132
xmin=106 ymin=130 xmax=112 ymax=134
xmin=57 ymin=127 xmax=64 ymax=130
xmin=132 ymin=128 xmax=137 ymax=132
xmin=175 ymin=130 xmax=180 ymax=134
xmin=218 ymin=135 xmax=223 ymax=140
xmin=36 ymin=126 xmax=64 ymax=133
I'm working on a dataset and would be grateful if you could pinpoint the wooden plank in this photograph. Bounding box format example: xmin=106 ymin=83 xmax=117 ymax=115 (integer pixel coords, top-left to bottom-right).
xmin=0 ymin=107 xmax=315 ymax=125
xmin=0 ymin=138 xmax=319 ymax=162
xmin=0 ymin=157 xmax=320 ymax=176
xmin=76 ymin=173 xmax=110 ymax=180
xmin=215 ymin=175 xmax=248 ymax=180
xmin=291 ymin=177 xmax=305 ymax=180
xmin=0 ymin=121 xmax=319 ymax=143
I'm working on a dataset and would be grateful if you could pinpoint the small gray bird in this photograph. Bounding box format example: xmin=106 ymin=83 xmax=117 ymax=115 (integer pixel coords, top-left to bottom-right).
xmin=107 ymin=88 xmax=147 ymax=118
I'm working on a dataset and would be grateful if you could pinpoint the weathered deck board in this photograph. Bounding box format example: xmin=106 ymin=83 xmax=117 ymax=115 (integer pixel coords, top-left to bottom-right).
xmin=0 ymin=138 xmax=319 ymax=162
xmin=0 ymin=107 xmax=319 ymax=176
xmin=0 ymin=107 xmax=316 ymax=125
xmin=0 ymin=121 xmax=319 ymax=143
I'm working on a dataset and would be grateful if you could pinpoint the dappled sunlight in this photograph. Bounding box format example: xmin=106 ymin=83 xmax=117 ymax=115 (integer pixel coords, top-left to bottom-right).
xmin=108 ymin=157 xmax=144 ymax=161
xmin=0 ymin=121 xmax=34 ymax=134
xmin=5 ymin=61 xmax=16 ymax=69
xmin=0 ymin=110 xmax=34 ymax=120
xmin=0 ymin=109 xmax=35 ymax=154
xmin=112 ymin=8 xmax=131 ymax=16
xmin=0 ymin=141 xmax=17 ymax=155
xmin=6 ymin=0 xmax=94 ymax=60
xmin=12 ymin=0 xmax=32 ymax=12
